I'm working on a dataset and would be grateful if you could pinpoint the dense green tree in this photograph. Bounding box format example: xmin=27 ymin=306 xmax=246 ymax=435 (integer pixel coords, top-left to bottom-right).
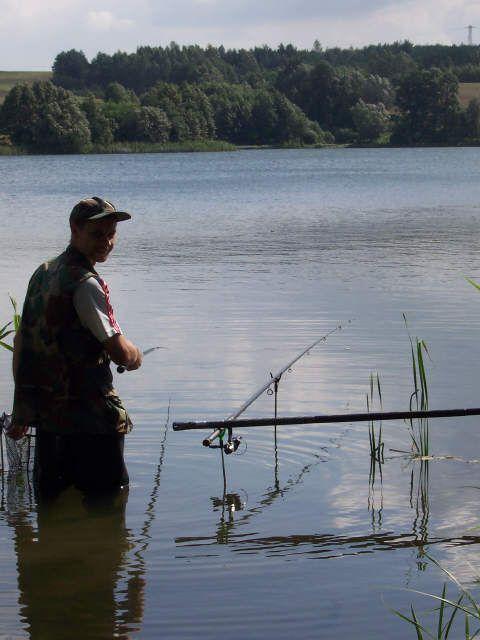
xmin=248 ymin=89 xmax=278 ymax=143
xmin=351 ymin=100 xmax=390 ymax=142
xmin=302 ymin=61 xmax=340 ymax=129
xmin=222 ymin=48 xmax=263 ymax=85
xmin=104 ymin=82 xmax=139 ymax=104
xmin=0 ymin=84 xmax=37 ymax=147
xmin=272 ymin=92 xmax=325 ymax=144
xmin=391 ymin=68 xmax=460 ymax=144
xmin=204 ymin=82 xmax=253 ymax=142
xmin=102 ymin=100 xmax=136 ymax=141
xmin=121 ymin=106 xmax=170 ymax=142
xmin=360 ymin=74 xmax=395 ymax=107
xmin=141 ymin=82 xmax=214 ymax=141
xmin=141 ymin=82 xmax=189 ymax=141
xmin=0 ymin=81 xmax=91 ymax=152
xmin=181 ymin=84 xmax=215 ymax=139
xmin=52 ymin=49 xmax=90 ymax=89
xmin=80 ymin=94 xmax=114 ymax=145
xmin=455 ymin=64 xmax=480 ymax=82
xmin=244 ymin=88 xmax=325 ymax=145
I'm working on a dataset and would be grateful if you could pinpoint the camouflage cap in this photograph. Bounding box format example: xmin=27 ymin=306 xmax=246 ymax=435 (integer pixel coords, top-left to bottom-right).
xmin=70 ymin=197 xmax=132 ymax=224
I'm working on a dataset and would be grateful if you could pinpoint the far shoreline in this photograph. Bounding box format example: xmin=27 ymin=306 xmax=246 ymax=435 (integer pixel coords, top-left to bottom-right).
xmin=2 ymin=140 xmax=480 ymax=157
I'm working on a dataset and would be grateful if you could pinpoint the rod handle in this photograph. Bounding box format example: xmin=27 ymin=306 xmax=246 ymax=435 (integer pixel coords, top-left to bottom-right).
xmin=203 ymin=428 xmax=222 ymax=447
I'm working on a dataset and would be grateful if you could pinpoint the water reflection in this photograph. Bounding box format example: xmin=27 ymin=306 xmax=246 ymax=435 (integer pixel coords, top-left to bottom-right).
xmin=368 ymin=455 xmax=384 ymax=533
xmin=1 ymin=485 xmax=139 ymax=640
xmin=176 ymin=448 xmax=327 ymax=554
xmin=211 ymin=493 xmax=247 ymax=545
xmin=0 ymin=415 xmax=169 ymax=640
xmin=176 ymin=439 xmax=477 ymax=565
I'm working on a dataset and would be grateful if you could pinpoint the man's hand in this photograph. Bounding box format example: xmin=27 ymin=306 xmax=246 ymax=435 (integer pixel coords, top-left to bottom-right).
xmin=126 ymin=346 xmax=143 ymax=371
xmin=103 ymin=334 xmax=143 ymax=371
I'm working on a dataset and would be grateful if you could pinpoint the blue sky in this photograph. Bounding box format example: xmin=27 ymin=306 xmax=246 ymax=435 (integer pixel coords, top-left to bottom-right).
xmin=1 ymin=0 xmax=479 ymax=70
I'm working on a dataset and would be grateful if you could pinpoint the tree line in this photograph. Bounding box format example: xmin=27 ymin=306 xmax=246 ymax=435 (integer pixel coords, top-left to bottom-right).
xmin=1 ymin=42 xmax=480 ymax=153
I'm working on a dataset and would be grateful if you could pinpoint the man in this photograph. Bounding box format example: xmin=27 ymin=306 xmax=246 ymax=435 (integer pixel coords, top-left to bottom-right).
xmin=11 ymin=197 xmax=142 ymax=494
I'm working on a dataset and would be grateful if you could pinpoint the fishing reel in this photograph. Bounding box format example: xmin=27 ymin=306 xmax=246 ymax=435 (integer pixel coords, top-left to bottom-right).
xmin=223 ymin=435 xmax=242 ymax=455
xmin=203 ymin=428 xmax=244 ymax=455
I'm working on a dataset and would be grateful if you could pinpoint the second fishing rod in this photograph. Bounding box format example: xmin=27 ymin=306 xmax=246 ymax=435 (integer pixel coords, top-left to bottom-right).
xmin=202 ymin=320 xmax=353 ymax=454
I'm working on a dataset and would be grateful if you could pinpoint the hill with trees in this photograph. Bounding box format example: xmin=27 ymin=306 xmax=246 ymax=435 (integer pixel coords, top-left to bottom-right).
xmin=2 ymin=41 xmax=480 ymax=153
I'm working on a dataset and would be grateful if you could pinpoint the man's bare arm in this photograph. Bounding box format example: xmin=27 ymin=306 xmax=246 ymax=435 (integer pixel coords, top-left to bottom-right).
xmin=103 ymin=334 xmax=143 ymax=370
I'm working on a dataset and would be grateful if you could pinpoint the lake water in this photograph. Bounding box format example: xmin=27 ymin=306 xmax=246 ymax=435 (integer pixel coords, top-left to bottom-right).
xmin=1 ymin=148 xmax=480 ymax=638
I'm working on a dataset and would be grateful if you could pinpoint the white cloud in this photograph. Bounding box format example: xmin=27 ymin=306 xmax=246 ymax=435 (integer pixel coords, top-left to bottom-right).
xmin=87 ymin=10 xmax=133 ymax=31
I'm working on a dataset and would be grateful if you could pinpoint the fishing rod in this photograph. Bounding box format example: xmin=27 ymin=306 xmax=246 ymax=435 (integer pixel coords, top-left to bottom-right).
xmin=188 ymin=320 xmax=352 ymax=453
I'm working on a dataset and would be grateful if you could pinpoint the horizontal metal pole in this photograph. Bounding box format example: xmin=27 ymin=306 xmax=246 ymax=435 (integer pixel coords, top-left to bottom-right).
xmin=173 ymin=407 xmax=480 ymax=431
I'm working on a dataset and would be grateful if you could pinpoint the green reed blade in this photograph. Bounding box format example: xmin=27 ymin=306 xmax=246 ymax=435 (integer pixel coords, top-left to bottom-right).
xmin=438 ymin=584 xmax=446 ymax=637
xmin=444 ymin=594 xmax=464 ymax=638
xmin=392 ymin=608 xmax=427 ymax=639
xmin=417 ymin=341 xmax=429 ymax=409
xmin=377 ymin=372 xmax=382 ymax=407
xmin=9 ymin=295 xmax=19 ymax=328
xmin=466 ymin=277 xmax=480 ymax=292
xmin=0 ymin=320 xmax=12 ymax=335
xmin=425 ymin=554 xmax=464 ymax=593
xmin=412 ymin=344 xmax=419 ymax=403
xmin=407 ymin=590 xmax=478 ymax=622
xmin=0 ymin=340 xmax=13 ymax=352
xmin=411 ymin=605 xmax=426 ymax=640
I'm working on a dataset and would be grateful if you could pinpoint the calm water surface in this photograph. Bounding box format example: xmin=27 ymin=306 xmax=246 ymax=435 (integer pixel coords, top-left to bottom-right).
xmin=1 ymin=148 xmax=480 ymax=638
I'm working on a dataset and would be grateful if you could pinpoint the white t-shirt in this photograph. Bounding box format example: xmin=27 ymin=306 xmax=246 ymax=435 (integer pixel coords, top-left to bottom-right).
xmin=73 ymin=276 xmax=122 ymax=343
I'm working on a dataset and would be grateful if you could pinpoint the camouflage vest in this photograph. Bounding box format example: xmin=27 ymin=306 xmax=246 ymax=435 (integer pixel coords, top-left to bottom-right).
xmin=12 ymin=245 xmax=133 ymax=435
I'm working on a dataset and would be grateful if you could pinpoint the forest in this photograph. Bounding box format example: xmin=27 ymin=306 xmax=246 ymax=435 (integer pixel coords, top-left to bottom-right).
xmin=1 ymin=41 xmax=480 ymax=153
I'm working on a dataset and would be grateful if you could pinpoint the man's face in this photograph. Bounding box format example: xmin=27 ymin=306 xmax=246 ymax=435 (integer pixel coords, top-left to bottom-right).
xmin=71 ymin=217 xmax=118 ymax=264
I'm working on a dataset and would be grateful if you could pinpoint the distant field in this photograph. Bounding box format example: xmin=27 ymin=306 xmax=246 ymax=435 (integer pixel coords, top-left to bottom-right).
xmin=458 ymin=82 xmax=480 ymax=107
xmin=0 ymin=71 xmax=52 ymax=103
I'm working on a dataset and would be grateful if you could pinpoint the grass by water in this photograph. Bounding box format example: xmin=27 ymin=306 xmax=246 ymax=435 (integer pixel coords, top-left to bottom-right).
xmin=0 ymin=140 xmax=238 ymax=156
xmin=90 ymin=140 xmax=237 ymax=154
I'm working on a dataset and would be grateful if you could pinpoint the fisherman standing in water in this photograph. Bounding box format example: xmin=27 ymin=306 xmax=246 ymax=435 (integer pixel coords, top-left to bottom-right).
xmin=11 ymin=197 xmax=142 ymax=495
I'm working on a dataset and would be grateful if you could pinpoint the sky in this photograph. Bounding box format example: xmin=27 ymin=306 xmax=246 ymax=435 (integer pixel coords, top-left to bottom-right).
xmin=2 ymin=0 xmax=480 ymax=70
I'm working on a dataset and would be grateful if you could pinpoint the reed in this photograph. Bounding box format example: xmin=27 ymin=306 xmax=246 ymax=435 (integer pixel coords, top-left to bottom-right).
xmin=404 ymin=314 xmax=431 ymax=457
xmin=0 ymin=296 xmax=20 ymax=352
xmin=393 ymin=555 xmax=480 ymax=639
xmin=367 ymin=372 xmax=384 ymax=462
